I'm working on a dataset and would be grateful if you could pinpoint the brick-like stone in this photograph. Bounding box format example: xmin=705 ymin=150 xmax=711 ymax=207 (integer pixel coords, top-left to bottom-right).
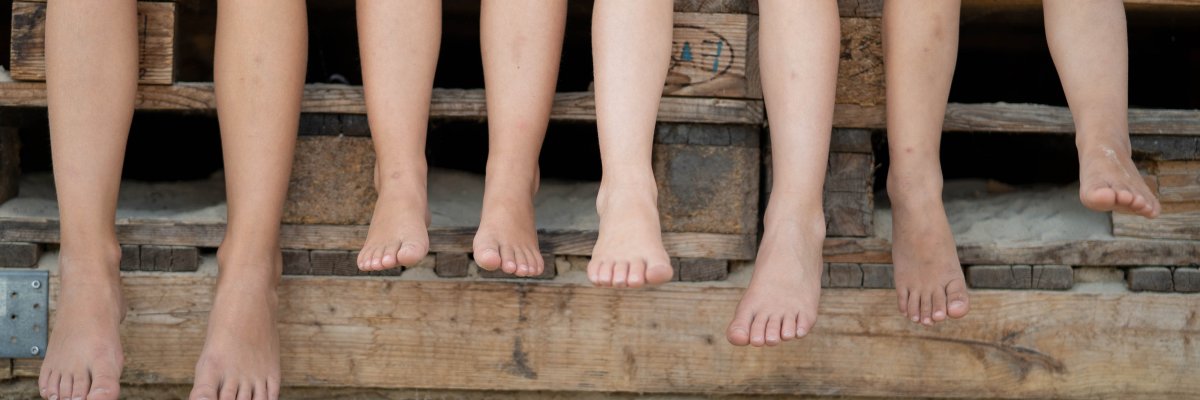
xmin=1128 ymin=267 xmax=1173 ymax=292
xmin=967 ymin=265 xmax=1032 ymax=289
xmin=311 ymin=250 xmax=362 ymax=276
xmin=119 ymin=245 xmax=140 ymax=271
xmin=678 ymin=258 xmax=729 ymax=282
xmin=0 ymin=242 xmax=41 ymax=268
xmin=476 ymin=254 xmax=556 ymax=280
xmin=861 ymin=264 xmax=894 ymax=288
xmin=1173 ymin=267 xmax=1200 ymax=293
xmin=827 ymin=263 xmax=863 ymax=288
xmin=139 ymin=245 xmax=198 ymax=272
xmin=284 ymin=136 xmax=376 ymax=225
xmin=282 ymin=249 xmax=312 ymax=275
xmin=435 ymin=253 xmax=470 ymax=278
xmin=1031 ymin=265 xmax=1073 ymax=290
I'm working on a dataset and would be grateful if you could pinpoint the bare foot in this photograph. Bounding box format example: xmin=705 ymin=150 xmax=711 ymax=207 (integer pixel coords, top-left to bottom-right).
xmin=888 ymin=172 xmax=970 ymax=326
xmin=1077 ymin=135 xmax=1160 ymax=218
xmin=727 ymin=210 xmax=823 ymax=347
xmin=40 ymin=246 xmax=125 ymax=400
xmin=587 ymin=176 xmax=673 ymax=288
xmin=472 ymin=167 xmax=544 ymax=277
xmin=189 ymin=251 xmax=280 ymax=400
xmin=358 ymin=166 xmax=431 ymax=271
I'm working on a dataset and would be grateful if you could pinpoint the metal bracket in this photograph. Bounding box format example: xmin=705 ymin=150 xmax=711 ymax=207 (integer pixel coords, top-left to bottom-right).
xmin=0 ymin=270 xmax=48 ymax=358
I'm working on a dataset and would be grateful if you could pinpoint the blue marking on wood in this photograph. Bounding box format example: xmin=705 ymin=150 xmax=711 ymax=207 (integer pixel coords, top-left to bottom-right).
xmin=712 ymin=41 xmax=723 ymax=73
xmin=681 ymin=42 xmax=694 ymax=61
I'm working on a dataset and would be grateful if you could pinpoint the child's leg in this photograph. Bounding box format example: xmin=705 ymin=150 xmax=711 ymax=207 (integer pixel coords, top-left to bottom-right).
xmin=189 ymin=1 xmax=306 ymax=399
xmin=725 ymin=0 xmax=838 ymax=347
xmin=1044 ymin=0 xmax=1160 ymax=218
xmin=355 ymin=0 xmax=440 ymax=271
xmin=883 ymin=0 xmax=969 ymax=325
xmin=38 ymin=1 xmax=136 ymax=399
xmin=472 ymin=0 xmax=566 ymax=277
xmin=587 ymin=0 xmax=674 ymax=288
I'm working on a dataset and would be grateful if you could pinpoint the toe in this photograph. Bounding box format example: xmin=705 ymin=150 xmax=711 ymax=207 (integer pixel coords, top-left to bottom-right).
xmin=931 ymin=288 xmax=948 ymax=322
xmin=369 ymin=247 xmax=386 ymax=271
xmin=72 ymin=372 xmax=90 ymax=400
xmin=57 ymin=373 xmax=72 ymax=400
xmin=726 ymin=310 xmax=753 ymax=346
xmin=1081 ymin=186 xmax=1118 ymax=211
xmin=218 ymin=380 xmax=237 ymax=400
xmin=781 ymin=314 xmax=797 ymax=341
xmin=380 ymin=243 xmax=401 ymax=270
xmin=626 ymin=261 xmax=646 ymax=289
xmin=595 ymin=261 xmax=614 ymax=287
xmin=521 ymin=249 xmax=541 ymax=276
xmin=612 ymin=262 xmax=630 ymax=288
xmin=356 ymin=248 xmax=368 ymax=270
xmin=236 ymin=382 xmax=252 ymax=400
xmin=88 ymin=358 xmax=122 ymax=400
xmin=267 ymin=377 xmax=280 ymax=400
xmin=189 ymin=368 xmax=220 ymax=400
xmin=644 ymin=258 xmax=674 ymax=285
xmin=473 ymin=246 xmax=502 ymax=271
xmin=1115 ymin=189 xmax=1136 ymax=207
xmin=396 ymin=241 xmax=429 ymax=267
xmin=44 ymin=370 xmax=60 ymax=400
xmin=764 ymin=315 xmax=782 ymax=346
xmin=37 ymin=366 xmax=49 ymax=399
xmin=511 ymin=249 xmax=530 ymax=277
xmin=749 ymin=314 xmax=769 ymax=347
xmin=906 ymin=291 xmax=920 ymax=323
xmin=946 ymin=278 xmax=970 ymax=319
xmin=897 ymin=289 xmax=908 ymax=316
xmin=501 ymin=246 xmax=519 ymax=274
xmin=796 ymin=315 xmax=815 ymax=338
xmin=920 ymin=292 xmax=933 ymax=326
xmin=253 ymin=381 xmax=267 ymax=400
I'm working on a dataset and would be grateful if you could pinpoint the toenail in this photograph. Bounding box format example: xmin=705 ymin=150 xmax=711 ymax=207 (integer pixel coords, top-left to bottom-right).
xmin=951 ymin=300 xmax=965 ymax=307
xmin=911 ymin=316 xmax=919 ymax=322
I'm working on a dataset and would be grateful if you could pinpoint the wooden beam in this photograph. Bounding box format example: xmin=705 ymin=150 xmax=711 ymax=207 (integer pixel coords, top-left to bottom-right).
xmin=832 ymin=103 xmax=1200 ymax=136
xmin=0 ymin=128 xmax=18 ymax=204
xmin=9 ymin=1 xmax=176 ymax=85
xmin=0 ymin=83 xmax=765 ymax=125
xmin=12 ymin=268 xmax=1200 ymax=398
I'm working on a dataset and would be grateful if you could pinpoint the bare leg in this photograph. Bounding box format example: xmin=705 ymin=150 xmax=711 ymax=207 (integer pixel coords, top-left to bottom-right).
xmin=883 ymin=0 xmax=969 ymax=326
xmin=471 ymin=0 xmax=566 ymax=277
xmin=726 ymin=0 xmax=838 ymax=347
xmin=38 ymin=1 xmax=136 ymax=399
xmin=587 ymin=0 xmax=675 ymax=288
xmin=1044 ymin=0 xmax=1159 ymax=218
xmin=355 ymin=0 xmax=440 ymax=271
xmin=189 ymin=1 xmax=306 ymax=399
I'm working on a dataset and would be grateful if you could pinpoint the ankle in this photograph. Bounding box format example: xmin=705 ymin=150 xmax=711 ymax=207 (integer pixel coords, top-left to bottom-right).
xmin=216 ymin=244 xmax=282 ymax=283
xmin=886 ymin=165 xmax=944 ymax=205
xmin=58 ymin=239 xmax=123 ymax=276
xmin=1076 ymin=134 xmax=1132 ymax=157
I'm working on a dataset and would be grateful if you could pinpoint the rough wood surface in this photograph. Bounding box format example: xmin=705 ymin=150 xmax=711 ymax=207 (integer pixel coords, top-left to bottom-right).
xmin=1128 ymin=267 xmax=1174 ymax=292
xmin=1113 ymin=161 xmax=1200 ymax=240
xmin=281 ymin=249 xmax=311 ymax=276
xmin=860 ymin=263 xmax=893 ymax=288
xmin=119 ymin=244 xmax=141 ymax=271
xmin=0 ymin=128 xmax=18 ymax=204
xmin=666 ymin=13 xmax=759 ymax=99
xmin=1154 ymin=161 xmax=1200 ymax=202
xmin=284 ymin=136 xmax=376 ymax=225
xmin=826 ymin=263 xmax=863 ymax=288
xmin=765 ymin=130 xmax=876 ymax=238
xmin=676 ymin=257 xmax=729 ymax=281
xmin=9 ymin=1 xmax=176 ymax=85
xmin=137 ymin=245 xmax=198 ymax=272
xmin=0 ymin=83 xmax=765 ymax=125
xmin=831 ymin=102 xmax=1200 ymax=135
xmin=434 ymin=253 xmax=470 ymax=278
xmin=967 ymin=265 xmax=1032 ymax=289
xmin=0 ymin=242 xmax=41 ymax=268
xmin=1031 ymin=265 xmax=1073 ymax=290
xmin=1173 ymin=267 xmax=1199 ymax=293
xmin=12 ymin=270 xmax=1200 ymax=398
xmin=837 ymin=18 xmax=884 ymax=106
xmin=655 ymin=135 xmax=760 ymax=235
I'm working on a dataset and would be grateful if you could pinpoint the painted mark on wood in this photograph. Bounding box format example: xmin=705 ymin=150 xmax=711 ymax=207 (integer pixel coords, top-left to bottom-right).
xmin=670 ymin=25 xmax=735 ymax=86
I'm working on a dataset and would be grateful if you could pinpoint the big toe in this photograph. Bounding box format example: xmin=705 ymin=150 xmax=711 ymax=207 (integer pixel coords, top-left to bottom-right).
xmin=726 ymin=315 xmax=752 ymax=346
xmin=396 ymin=242 xmax=429 ymax=267
xmin=1081 ymin=186 xmax=1118 ymax=212
xmin=946 ymin=279 xmax=970 ymax=319
xmin=87 ymin=365 xmax=122 ymax=400
xmin=644 ymin=260 xmax=674 ymax=285
xmin=472 ymin=247 xmax=502 ymax=271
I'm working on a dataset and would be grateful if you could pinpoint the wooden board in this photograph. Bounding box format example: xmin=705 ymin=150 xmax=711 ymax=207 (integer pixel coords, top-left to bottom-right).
xmin=837 ymin=18 xmax=884 ymax=106
xmin=1113 ymin=161 xmax=1200 ymax=240
xmin=655 ymin=125 xmax=760 ymax=235
xmin=831 ymin=103 xmax=1200 ymax=136
xmin=0 ymin=219 xmax=757 ymax=261
xmin=764 ymin=130 xmax=876 ymax=237
xmin=9 ymin=1 xmax=176 ymax=85
xmin=0 ymin=128 xmax=17 ymax=204
xmin=0 ymin=83 xmax=765 ymax=125
xmin=667 ymin=13 xmax=760 ymax=99
xmin=10 ymin=269 xmax=1200 ymax=398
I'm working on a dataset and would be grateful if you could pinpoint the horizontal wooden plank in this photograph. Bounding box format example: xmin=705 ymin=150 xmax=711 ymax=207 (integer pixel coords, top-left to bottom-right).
xmin=822 ymin=236 xmax=1200 ymax=266
xmin=0 ymin=83 xmax=765 ymax=125
xmin=833 ymin=103 xmax=1200 ymax=136
xmin=9 ymin=1 xmax=176 ymax=85
xmin=14 ymin=266 xmax=1200 ymax=398
xmin=0 ymin=218 xmax=757 ymax=260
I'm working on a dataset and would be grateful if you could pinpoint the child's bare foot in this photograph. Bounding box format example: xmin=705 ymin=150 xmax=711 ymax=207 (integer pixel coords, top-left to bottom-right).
xmin=888 ymin=171 xmax=970 ymax=326
xmin=473 ymin=166 xmax=544 ymax=277
xmin=588 ymin=176 xmax=673 ymax=288
xmin=358 ymin=166 xmax=431 ymax=271
xmin=40 ymin=245 xmax=125 ymax=400
xmin=727 ymin=208 xmax=824 ymax=347
xmin=1077 ymin=134 xmax=1160 ymax=218
xmin=189 ymin=250 xmax=280 ymax=400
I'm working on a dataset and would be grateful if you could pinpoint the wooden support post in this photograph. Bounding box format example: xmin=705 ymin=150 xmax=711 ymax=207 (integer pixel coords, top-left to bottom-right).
xmin=826 ymin=263 xmax=863 ymax=288
xmin=138 ymin=245 xmax=199 ymax=272
xmin=0 ymin=242 xmax=41 ymax=268
xmin=1128 ymin=267 xmax=1173 ymax=292
xmin=0 ymin=128 xmax=18 ymax=204
xmin=677 ymin=258 xmax=728 ymax=282
xmin=860 ymin=263 xmax=894 ymax=288
xmin=434 ymin=253 xmax=470 ymax=278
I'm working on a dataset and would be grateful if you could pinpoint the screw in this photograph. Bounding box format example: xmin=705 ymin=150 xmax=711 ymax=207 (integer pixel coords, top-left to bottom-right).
xmin=30 ymin=281 xmax=41 ymax=289
xmin=30 ymin=346 xmax=39 ymax=355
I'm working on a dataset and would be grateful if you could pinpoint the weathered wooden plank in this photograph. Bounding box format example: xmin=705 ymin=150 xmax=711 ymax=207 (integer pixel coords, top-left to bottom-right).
xmin=1031 ymin=265 xmax=1073 ymax=290
xmin=284 ymin=136 xmax=376 ymax=225
xmin=821 ymin=236 xmax=1200 ymax=267
xmin=826 ymin=263 xmax=863 ymax=288
xmin=0 ymin=128 xmax=18 ymax=204
xmin=14 ymin=269 xmax=1200 ymax=398
xmin=837 ymin=18 xmax=884 ymax=106
xmin=967 ymin=265 xmax=1032 ymax=289
xmin=1128 ymin=267 xmax=1174 ymax=292
xmin=0 ymin=219 xmax=758 ymax=260
xmin=434 ymin=252 xmax=470 ymax=278
xmin=655 ymin=130 xmax=760 ymax=235
xmin=860 ymin=263 xmax=893 ymax=288
xmin=138 ymin=245 xmax=198 ymax=272
xmin=832 ymin=103 xmax=1200 ymax=136
xmin=9 ymin=1 xmax=176 ymax=85
xmin=829 ymin=128 xmax=874 ymax=154
xmin=1155 ymin=161 xmax=1200 ymax=202
xmin=281 ymin=249 xmax=311 ymax=276
xmin=1131 ymin=136 xmax=1200 ymax=161
xmin=666 ymin=13 xmax=759 ymax=99
xmin=0 ymin=83 xmax=766 ymax=125
xmin=0 ymin=242 xmax=41 ymax=268
xmin=1173 ymin=267 xmax=1199 ymax=293
xmin=119 ymin=244 xmax=141 ymax=271
xmin=1113 ymin=209 xmax=1200 ymax=240
xmin=676 ymin=257 xmax=728 ymax=281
